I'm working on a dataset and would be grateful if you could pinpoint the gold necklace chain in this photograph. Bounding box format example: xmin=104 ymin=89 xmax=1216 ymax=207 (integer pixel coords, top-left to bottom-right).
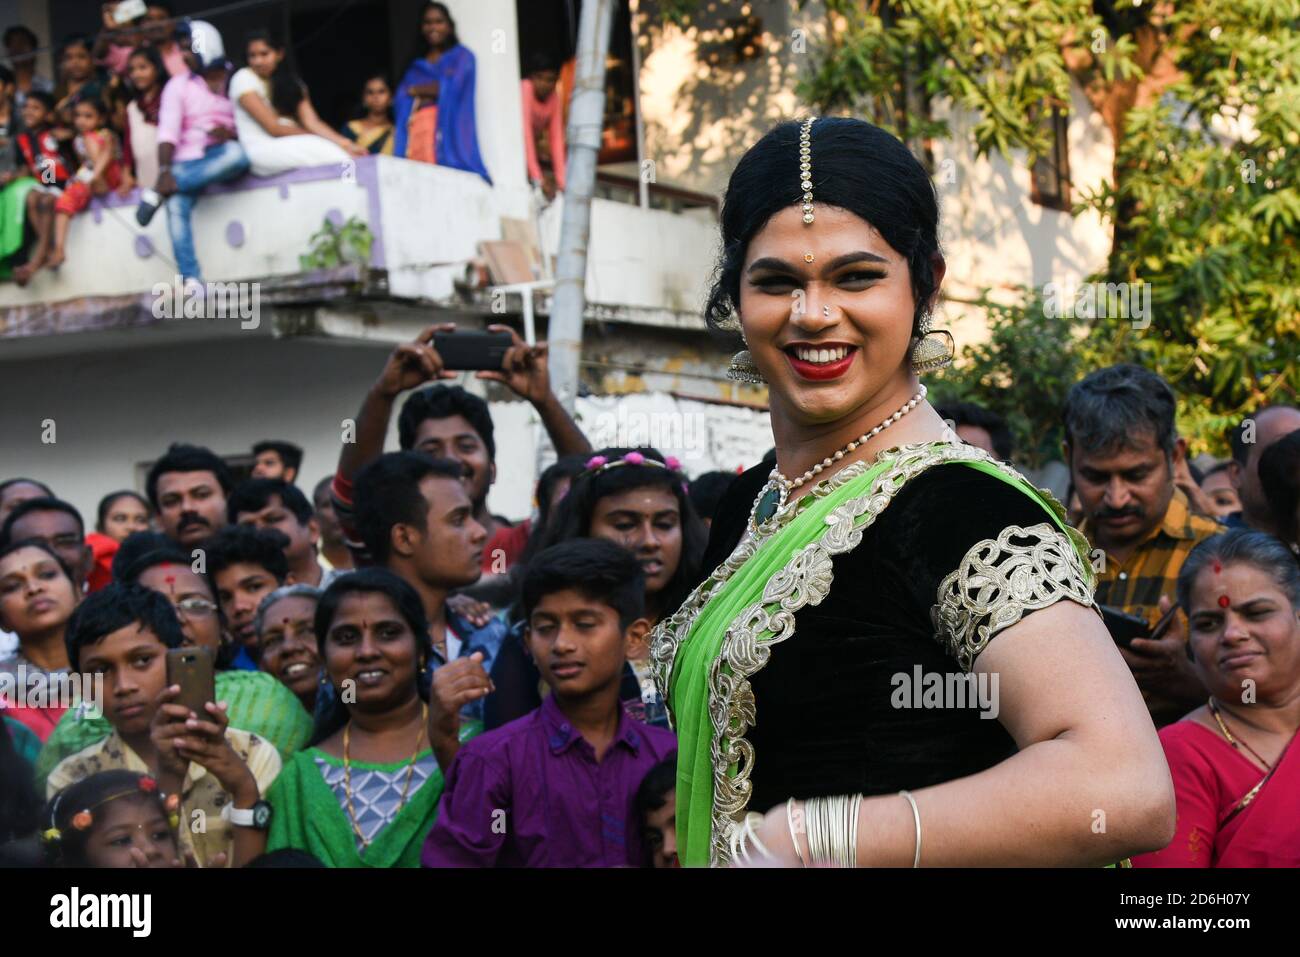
xmin=1208 ymin=697 xmax=1272 ymax=770
xmin=343 ymin=703 xmax=429 ymax=850
xmin=772 ymin=385 xmax=928 ymax=495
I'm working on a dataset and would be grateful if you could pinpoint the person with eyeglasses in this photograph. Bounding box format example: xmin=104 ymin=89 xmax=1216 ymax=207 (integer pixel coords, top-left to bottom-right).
xmin=32 ymin=546 xmax=314 ymax=795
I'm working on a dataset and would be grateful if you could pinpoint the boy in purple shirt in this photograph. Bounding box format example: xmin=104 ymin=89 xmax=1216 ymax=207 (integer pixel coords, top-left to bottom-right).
xmin=421 ymin=538 xmax=676 ymax=867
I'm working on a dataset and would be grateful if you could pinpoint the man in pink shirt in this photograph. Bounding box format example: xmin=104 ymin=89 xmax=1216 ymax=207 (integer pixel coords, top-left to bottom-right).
xmin=521 ymin=55 xmax=566 ymax=201
xmin=137 ymin=45 xmax=247 ymax=284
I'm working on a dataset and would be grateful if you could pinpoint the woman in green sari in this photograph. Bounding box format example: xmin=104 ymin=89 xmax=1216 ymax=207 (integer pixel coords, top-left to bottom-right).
xmin=267 ymin=569 xmax=444 ymax=867
xmin=650 ymin=117 xmax=1176 ymax=867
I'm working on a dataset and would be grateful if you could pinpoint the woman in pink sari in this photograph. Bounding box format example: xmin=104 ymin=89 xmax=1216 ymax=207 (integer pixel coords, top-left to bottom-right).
xmin=1133 ymin=528 xmax=1300 ymax=868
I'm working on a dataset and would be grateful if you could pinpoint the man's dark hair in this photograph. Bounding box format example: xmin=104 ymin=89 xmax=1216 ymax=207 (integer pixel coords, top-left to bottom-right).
xmin=0 ymin=497 xmax=85 ymax=550
xmin=0 ymin=477 xmax=53 ymax=500
xmin=522 ymin=538 xmax=646 ymax=628
xmin=935 ymin=401 xmax=1015 ymax=461
xmin=1229 ymin=405 xmax=1300 ymax=465
xmin=119 ymin=544 xmax=195 ymax=585
xmin=353 ymin=452 xmax=464 ymax=565
xmin=227 ymin=479 xmax=313 ymax=526
xmin=397 ymin=385 xmax=496 ymax=461
xmin=201 ymin=525 xmax=290 ymax=586
xmin=688 ymin=470 xmax=738 ymax=522
xmin=1259 ymin=429 xmax=1300 ymax=545
xmin=634 ymin=759 xmax=677 ymax=820
xmin=65 ymin=582 xmax=186 ymax=671
xmin=145 ymin=443 xmax=234 ymax=509
xmin=22 ymin=89 xmax=55 ymax=112
xmin=3 ymin=25 xmax=38 ymax=48
xmin=111 ymin=531 xmax=176 ymax=581
xmin=1062 ymin=364 xmax=1177 ymax=459
xmin=251 ymin=440 xmax=303 ymax=474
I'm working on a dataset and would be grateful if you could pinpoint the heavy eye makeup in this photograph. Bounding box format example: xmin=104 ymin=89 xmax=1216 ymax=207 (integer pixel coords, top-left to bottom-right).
xmin=745 ymin=261 xmax=888 ymax=295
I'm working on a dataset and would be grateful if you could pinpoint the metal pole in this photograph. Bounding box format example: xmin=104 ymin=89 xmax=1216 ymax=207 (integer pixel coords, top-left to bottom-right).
xmin=629 ymin=0 xmax=649 ymax=210
xmin=549 ymin=0 xmax=616 ymax=414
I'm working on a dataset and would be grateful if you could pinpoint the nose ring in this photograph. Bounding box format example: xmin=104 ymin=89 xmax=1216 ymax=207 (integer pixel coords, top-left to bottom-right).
xmin=822 ymin=306 xmax=831 ymax=318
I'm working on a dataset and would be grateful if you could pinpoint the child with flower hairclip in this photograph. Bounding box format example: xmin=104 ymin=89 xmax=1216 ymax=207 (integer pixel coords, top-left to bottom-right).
xmin=42 ymin=770 xmax=185 ymax=868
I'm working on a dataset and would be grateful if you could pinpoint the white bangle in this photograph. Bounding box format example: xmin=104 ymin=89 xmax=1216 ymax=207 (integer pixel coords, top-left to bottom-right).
xmin=899 ymin=790 xmax=921 ymax=868
xmin=785 ymin=798 xmax=807 ymax=867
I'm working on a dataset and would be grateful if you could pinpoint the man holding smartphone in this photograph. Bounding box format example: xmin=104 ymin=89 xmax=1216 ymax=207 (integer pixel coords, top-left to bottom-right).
xmin=332 ymin=323 xmax=591 ymax=574
xmin=1064 ymin=364 xmax=1222 ymax=726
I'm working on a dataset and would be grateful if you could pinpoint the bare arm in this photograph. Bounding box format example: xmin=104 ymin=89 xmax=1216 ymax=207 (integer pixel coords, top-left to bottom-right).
xmin=758 ymin=601 xmax=1176 ymax=866
xmin=237 ymin=90 xmax=307 ymax=138
xmin=477 ymin=324 xmax=591 ymax=457
xmin=296 ymin=94 xmax=365 ymax=155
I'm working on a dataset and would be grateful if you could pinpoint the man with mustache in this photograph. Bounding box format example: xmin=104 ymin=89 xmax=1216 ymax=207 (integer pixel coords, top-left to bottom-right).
xmin=146 ymin=443 xmax=233 ymax=548
xmin=1065 ymin=364 xmax=1222 ymax=726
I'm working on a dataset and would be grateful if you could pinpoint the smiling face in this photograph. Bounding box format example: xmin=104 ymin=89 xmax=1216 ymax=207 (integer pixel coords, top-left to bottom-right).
xmin=136 ymin=564 xmax=222 ymax=655
xmin=588 ymin=486 xmax=681 ymax=598
xmin=740 ymin=205 xmax=927 ymax=427
xmin=258 ymin=594 xmax=321 ymax=701
xmin=1188 ymin=562 xmax=1300 ymax=704
xmin=155 ymin=470 xmax=227 ymax=546
xmin=81 ymin=623 xmax=169 ymax=737
xmin=323 ymin=591 xmax=421 ymax=712
xmin=81 ymin=796 xmax=179 ymax=869
xmin=422 ymin=6 xmax=453 ymax=49
xmin=213 ymin=562 xmax=280 ymax=650
xmin=0 ymin=545 xmax=78 ymax=641
xmin=102 ymin=494 xmax=151 ymax=543
xmin=526 ymin=588 xmax=637 ymax=699
xmin=411 ymin=415 xmax=493 ymax=509
xmin=19 ymin=97 xmax=49 ymax=131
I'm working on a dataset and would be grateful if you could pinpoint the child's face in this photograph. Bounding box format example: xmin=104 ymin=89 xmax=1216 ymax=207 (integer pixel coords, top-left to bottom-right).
xmin=213 ymin=562 xmax=280 ymax=650
xmin=128 ymin=54 xmax=159 ymax=93
xmin=72 ymin=102 xmax=99 ymax=133
xmin=82 ymin=797 xmax=179 ymax=868
xmin=363 ymin=78 xmax=391 ymax=114
xmin=530 ymin=70 xmax=559 ymax=100
xmin=323 ymin=592 xmax=421 ymax=711
xmin=644 ymin=789 xmax=679 ymax=868
xmin=80 ymin=623 xmax=170 ymax=737
xmin=21 ymin=98 xmax=48 ymax=130
xmin=526 ymin=589 xmax=642 ymax=698
xmin=61 ymin=45 xmax=93 ymax=82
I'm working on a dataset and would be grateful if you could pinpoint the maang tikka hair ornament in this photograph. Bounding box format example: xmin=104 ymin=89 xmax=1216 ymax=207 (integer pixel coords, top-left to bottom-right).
xmin=727 ymin=116 xmax=821 ymax=385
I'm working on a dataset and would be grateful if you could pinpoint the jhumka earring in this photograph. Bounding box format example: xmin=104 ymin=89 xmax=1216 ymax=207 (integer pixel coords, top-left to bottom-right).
xmin=909 ymin=311 xmax=955 ymax=373
xmin=727 ymin=330 xmax=765 ymax=384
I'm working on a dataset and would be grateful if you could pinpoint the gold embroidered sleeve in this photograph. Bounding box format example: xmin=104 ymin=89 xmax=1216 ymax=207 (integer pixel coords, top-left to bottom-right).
xmin=931 ymin=522 xmax=1098 ymax=671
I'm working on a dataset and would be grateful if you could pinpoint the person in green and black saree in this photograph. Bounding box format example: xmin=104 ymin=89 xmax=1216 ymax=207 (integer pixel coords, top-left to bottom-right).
xmin=651 ymin=116 xmax=1176 ymax=867
xmin=265 ymin=569 xmax=448 ymax=867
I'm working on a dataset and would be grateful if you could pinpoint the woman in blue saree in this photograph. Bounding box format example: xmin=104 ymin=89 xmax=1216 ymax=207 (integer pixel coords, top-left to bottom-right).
xmin=393 ymin=2 xmax=491 ymax=183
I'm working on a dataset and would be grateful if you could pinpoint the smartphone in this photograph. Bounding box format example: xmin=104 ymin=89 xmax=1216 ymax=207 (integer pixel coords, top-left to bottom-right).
xmin=166 ymin=646 xmax=216 ymax=717
xmin=1147 ymin=602 xmax=1180 ymax=642
xmin=1100 ymin=605 xmax=1150 ymax=649
xmin=113 ymin=0 xmax=148 ymax=25
xmin=433 ymin=331 xmax=512 ymax=371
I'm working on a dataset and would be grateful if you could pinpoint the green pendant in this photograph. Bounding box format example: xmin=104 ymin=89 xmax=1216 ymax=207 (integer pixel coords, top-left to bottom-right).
xmin=754 ymin=485 xmax=783 ymax=525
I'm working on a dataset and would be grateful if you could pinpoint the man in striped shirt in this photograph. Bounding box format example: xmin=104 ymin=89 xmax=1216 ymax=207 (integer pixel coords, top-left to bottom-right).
xmin=1066 ymin=364 xmax=1222 ymax=726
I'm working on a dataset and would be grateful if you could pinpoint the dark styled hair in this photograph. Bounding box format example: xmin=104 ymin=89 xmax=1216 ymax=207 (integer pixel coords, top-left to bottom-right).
xmin=244 ymin=28 xmax=305 ymax=117
xmin=1177 ymin=529 xmax=1300 ymax=617
xmin=352 ymin=451 xmax=464 ymax=565
xmin=95 ymin=490 xmax=151 ymax=534
xmin=0 ymin=497 xmax=84 ymax=549
xmin=704 ymin=117 xmax=941 ymax=339
xmin=145 ymin=443 xmax=234 ymax=509
xmin=118 ymin=543 xmax=196 ymax=584
xmin=251 ymin=440 xmax=303 ymax=474
xmin=310 ymin=568 xmax=431 ymax=744
xmin=935 ymin=401 xmax=1015 ymax=461
xmin=531 ymin=448 xmax=706 ymax=614
xmin=3 ymin=26 xmax=38 ymax=48
xmin=687 ymin=470 xmax=738 ymax=522
xmin=65 ymin=581 xmax=186 ymax=671
xmin=1230 ymin=405 xmax=1300 ymax=465
xmin=43 ymin=770 xmax=173 ymax=867
xmin=397 ymin=384 xmax=496 ymax=461
xmin=522 ymin=538 xmax=647 ymax=629
xmin=111 ymin=531 xmax=176 ymax=581
xmin=201 ymin=524 xmax=290 ymax=587
xmin=126 ymin=44 xmax=166 ymax=93
xmin=634 ymin=758 xmax=677 ymax=818
xmin=226 ymin=479 xmax=313 ymax=526
xmin=1259 ymin=429 xmax=1300 ymax=545
xmin=1063 ymin=363 xmax=1177 ymax=459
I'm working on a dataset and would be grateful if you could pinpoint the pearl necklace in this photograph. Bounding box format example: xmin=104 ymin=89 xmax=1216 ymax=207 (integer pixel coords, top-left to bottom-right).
xmin=753 ymin=385 xmax=927 ymax=526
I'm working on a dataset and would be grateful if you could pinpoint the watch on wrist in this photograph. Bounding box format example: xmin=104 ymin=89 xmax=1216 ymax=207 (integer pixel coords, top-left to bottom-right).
xmin=223 ymin=800 xmax=272 ymax=830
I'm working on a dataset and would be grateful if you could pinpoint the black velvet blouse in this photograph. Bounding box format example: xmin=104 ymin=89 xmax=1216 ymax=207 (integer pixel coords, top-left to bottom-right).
xmin=694 ymin=451 xmax=1096 ymax=815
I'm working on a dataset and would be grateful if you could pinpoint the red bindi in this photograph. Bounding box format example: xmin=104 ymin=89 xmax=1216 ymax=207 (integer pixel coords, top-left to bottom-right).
xmin=1212 ymin=560 xmax=1223 ymax=574
xmin=1218 ymin=595 xmax=1230 ymax=608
